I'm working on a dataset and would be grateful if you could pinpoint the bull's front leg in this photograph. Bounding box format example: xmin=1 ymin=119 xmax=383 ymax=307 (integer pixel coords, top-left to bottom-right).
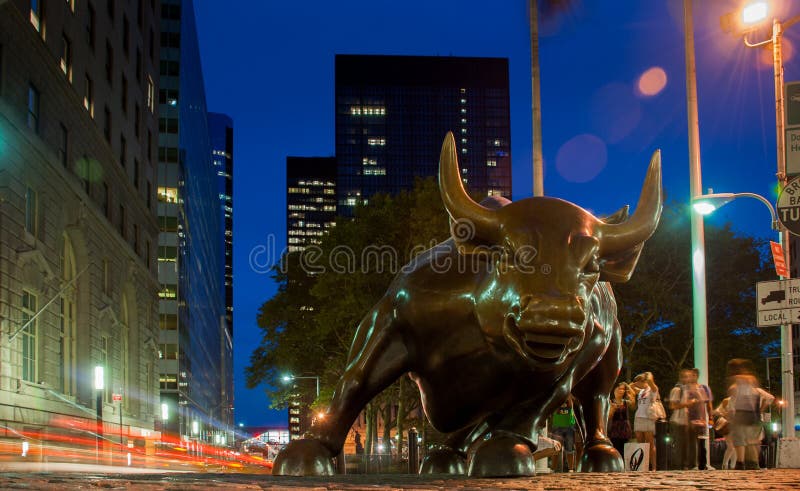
xmin=467 ymin=382 xmax=573 ymax=477
xmin=571 ymin=321 xmax=623 ymax=472
xmin=273 ymin=298 xmax=409 ymax=476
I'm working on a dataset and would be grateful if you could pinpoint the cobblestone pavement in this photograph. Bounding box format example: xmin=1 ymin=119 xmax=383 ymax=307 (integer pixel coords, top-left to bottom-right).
xmin=1 ymin=469 xmax=800 ymax=490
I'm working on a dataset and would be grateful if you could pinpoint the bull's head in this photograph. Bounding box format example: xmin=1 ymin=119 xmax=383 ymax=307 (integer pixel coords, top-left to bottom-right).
xmin=439 ymin=132 xmax=662 ymax=367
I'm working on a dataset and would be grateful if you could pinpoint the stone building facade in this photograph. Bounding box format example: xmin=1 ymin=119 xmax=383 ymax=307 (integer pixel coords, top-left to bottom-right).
xmin=0 ymin=0 xmax=161 ymax=451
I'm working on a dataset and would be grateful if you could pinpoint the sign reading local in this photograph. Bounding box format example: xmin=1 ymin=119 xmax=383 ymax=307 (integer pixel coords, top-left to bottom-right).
xmin=777 ymin=175 xmax=800 ymax=236
xmin=757 ymin=278 xmax=800 ymax=327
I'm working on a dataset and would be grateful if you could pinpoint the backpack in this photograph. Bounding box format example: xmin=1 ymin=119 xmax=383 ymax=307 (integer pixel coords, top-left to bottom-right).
xmin=733 ymin=389 xmax=761 ymax=426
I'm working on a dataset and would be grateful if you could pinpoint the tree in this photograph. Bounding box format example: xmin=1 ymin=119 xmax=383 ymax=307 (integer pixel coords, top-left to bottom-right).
xmin=248 ymin=177 xmax=449 ymax=454
xmin=614 ymin=203 xmax=777 ymax=399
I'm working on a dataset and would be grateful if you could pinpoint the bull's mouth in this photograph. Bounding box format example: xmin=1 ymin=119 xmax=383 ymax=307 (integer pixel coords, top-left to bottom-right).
xmin=504 ymin=315 xmax=583 ymax=362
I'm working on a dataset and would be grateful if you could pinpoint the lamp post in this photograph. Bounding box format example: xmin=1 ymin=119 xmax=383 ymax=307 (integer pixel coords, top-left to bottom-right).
xmin=737 ymin=0 xmax=800 ymax=439
xmin=693 ymin=189 xmax=793 ymax=437
xmin=683 ymin=0 xmax=710 ymax=390
xmin=94 ymin=365 xmax=104 ymax=463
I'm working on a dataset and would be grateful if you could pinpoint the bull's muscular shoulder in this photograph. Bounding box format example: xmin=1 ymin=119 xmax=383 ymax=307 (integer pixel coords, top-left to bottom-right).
xmin=386 ymin=238 xmax=482 ymax=315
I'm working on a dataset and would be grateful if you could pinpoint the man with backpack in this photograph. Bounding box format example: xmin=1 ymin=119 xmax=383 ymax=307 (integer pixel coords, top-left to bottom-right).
xmin=669 ymin=368 xmax=713 ymax=470
xmin=728 ymin=359 xmax=774 ymax=470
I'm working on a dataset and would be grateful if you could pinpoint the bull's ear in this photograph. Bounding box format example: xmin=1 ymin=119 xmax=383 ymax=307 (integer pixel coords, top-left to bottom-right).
xmin=602 ymin=205 xmax=629 ymax=225
xmin=599 ymin=242 xmax=644 ymax=282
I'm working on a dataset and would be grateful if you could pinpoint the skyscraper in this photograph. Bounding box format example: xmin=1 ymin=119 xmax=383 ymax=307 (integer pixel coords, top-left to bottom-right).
xmin=286 ymin=157 xmax=337 ymax=253
xmin=0 ymin=0 xmax=161 ymax=452
xmin=208 ymin=112 xmax=234 ymax=439
xmin=157 ymin=0 xmax=227 ymax=445
xmin=335 ymin=54 xmax=512 ymax=215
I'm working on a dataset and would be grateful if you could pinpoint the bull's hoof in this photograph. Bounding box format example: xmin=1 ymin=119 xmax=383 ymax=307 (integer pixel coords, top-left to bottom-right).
xmin=272 ymin=439 xmax=335 ymax=476
xmin=468 ymin=434 xmax=535 ymax=477
xmin=577 ymin=440 xmax=623 ymax=473
xmin=419 ymin=447 xmax=466 ymax=475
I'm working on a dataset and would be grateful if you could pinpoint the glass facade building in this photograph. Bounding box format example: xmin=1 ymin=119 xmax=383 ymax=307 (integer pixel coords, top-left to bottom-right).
xmin=208 ymin=112 xmax=234 ymax=436
xmin=335 ymin=55 xmax=512 ymax=215
xmin=157 ymin=0 xmax=228 ymax=444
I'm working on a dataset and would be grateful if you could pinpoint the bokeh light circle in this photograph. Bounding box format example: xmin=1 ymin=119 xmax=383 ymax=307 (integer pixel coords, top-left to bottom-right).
xmin=555 ymin=134 xmax=607 ymax=183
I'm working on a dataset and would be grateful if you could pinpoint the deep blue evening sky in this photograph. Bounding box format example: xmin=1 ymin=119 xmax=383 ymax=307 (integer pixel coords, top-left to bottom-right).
xmin=193 ymin=0 xmax=800 ymax=427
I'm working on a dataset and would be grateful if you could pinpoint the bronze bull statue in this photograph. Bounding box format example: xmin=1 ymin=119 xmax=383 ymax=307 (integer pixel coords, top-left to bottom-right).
xmin=273 ymin=132 xmax=662 ymax=477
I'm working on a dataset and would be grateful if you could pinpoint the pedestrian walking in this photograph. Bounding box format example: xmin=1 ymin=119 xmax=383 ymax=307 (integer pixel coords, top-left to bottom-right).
xmin=727 ymin=359 xmax=774 ymax=470
xmin=685 ymin=368 xmax=713 ymax=470
xmin=713 ymin=396 xmax=735 ymax=470
xmin=632 ymin=371 xmax=662 ymax=470
xmin=668 ymin=368 xmax=692 ymax=470
xmin=608 ymin=382 xmax=635 ymax=457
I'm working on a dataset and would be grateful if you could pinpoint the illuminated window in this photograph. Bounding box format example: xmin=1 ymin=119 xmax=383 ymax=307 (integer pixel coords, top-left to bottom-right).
xmin=146 ymin=75 xmax=155 ymax=112
xmin=461 ymin=128 xmax=467 ymax=134
xmin=159 ymin=314 xmax=177 ymax=330
xmin=20 ymin=290 xmax=38 ymax=383
xmin=367 ymin=138 xmax=385 ymax=146
xmin=60 ymin=34 xmax=72 ymax=82
xmin=159 ymin=374 xmax=177 ymax=390
xmin=364 ymin=168 xmax=386 ymax=176
xmin=487 ymin=160 xmax=497 ymax=167
xmin=460 ymin=99 xmax=467 ymax=104
xmin=83 ymin=74 xmax=94 ymax=117
xmin=158 ymin=246 xmax=177 ymax=262
xmin=461 ymin=148 xmax=467 ymax=154
xmin=461 ymin=118 xmax=467 ymax=124
xmin=159 ymin=284 xmax=177 ymax=299
xmin=158 ymin=187 xmax=178 ymax=203
xmin=461 ymin=108 xmax=466 ymax=114
xmin=30 ymin=0 xmax=42 ymax=33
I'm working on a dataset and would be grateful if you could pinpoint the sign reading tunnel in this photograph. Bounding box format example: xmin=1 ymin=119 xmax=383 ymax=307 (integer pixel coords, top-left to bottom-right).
xmin=777 ymin=175 xmax=800 ymax=236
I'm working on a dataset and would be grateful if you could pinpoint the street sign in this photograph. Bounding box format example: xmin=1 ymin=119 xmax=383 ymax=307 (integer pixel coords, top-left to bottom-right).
xmin=770 ymin=241 xmax=789 ymax=277
xmin=112 ymin=393 xmax=123 ymax=402
xmin=787 ymin=128 xmax=800 ymax=176
xmin=756 ymin=278 xmax=800 ymax=327
xmin=785 ymin=81 xmax=800 ymax=127
xmin=776 ymin=175 xmax=800 ymax=236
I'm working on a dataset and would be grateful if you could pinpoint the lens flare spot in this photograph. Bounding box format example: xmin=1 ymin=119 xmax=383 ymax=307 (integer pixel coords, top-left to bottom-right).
xmin=590 ymin=83 xmax=641 ymax=144
xmin=555 ymin=134 xmax=607 ymax=183
xmin=637 ymin=67 xmax=668 ymax=96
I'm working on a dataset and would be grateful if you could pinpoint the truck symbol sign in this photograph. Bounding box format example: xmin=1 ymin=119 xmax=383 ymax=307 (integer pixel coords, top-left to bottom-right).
xmin=762 ymin=290 xmax=786 ymax=305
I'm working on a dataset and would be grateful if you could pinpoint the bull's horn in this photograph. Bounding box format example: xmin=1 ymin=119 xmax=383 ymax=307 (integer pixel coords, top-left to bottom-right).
xmin=599 ymin=150 xmax=663 ymax=254
xmin=439 ymin=132 xmax=498 ymax=241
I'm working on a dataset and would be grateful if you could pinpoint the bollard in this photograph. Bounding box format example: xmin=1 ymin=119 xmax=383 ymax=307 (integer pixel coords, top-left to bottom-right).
xmin=408 ymin=427 xmax=419 ymax=474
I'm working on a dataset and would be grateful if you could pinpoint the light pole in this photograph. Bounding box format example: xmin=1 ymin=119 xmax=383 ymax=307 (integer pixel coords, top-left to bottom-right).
xmin=693 ymin=189 xmax=793 ymax=438
xmin=737 ymin=0 xmax=800 ymax=439
xmin=684 ymin=0 xmax=710 ymax=390
xmin=94 ymin=365 xmax=104 ymax=463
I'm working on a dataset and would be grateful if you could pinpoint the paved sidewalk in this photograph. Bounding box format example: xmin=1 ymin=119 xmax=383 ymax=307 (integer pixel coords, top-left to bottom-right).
xmin=1 ymin=469 xmax=800 ymax=490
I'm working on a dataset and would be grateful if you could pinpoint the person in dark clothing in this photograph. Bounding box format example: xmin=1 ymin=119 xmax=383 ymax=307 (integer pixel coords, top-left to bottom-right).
xmin=608 ymin=381 xmax=635 ymax=457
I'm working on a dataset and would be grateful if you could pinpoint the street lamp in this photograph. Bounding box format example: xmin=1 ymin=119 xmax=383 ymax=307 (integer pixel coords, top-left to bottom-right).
xmin=692 ymin=192 xmax=779 ymax=230
xmin=94 ymin=365 xmax=104 ymax=462
xmin=737 ymin=0 xmax=800 ymax=440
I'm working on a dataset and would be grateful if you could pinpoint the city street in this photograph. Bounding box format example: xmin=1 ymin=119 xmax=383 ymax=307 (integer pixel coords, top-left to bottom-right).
xmin=1 ymin=469 xmax=800 ymax=490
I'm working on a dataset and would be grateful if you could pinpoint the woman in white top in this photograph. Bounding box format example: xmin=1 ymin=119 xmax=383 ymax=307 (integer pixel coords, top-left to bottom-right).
xmin=631 ymin=371 xmax=660 ymax=471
